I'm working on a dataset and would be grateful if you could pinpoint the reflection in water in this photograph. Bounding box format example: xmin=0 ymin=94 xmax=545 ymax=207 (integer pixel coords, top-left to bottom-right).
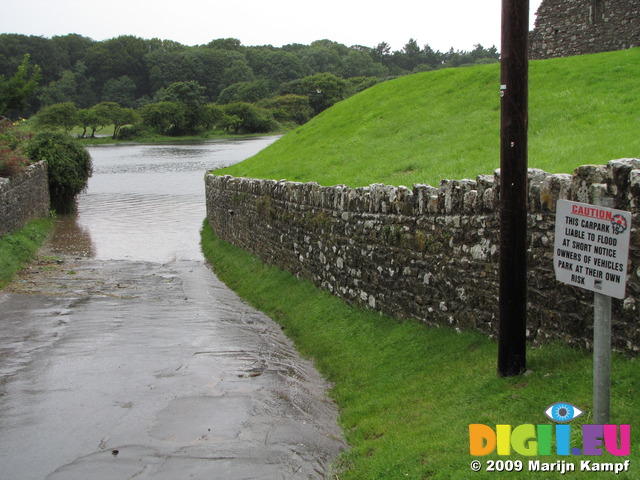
xmin=47 ymin=214 xmax=95 ymax=258
xmin=61 ymin=137 xmax=278 ymax=263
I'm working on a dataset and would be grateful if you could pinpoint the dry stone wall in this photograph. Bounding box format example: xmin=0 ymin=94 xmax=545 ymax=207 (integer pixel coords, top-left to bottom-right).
xmin=206 ymin=159 xmax=640 ymax=354
xmin=0 ymin=161 xmax=50 ymax=237
xmin=530 ymin=0 xmax=640 ymax=59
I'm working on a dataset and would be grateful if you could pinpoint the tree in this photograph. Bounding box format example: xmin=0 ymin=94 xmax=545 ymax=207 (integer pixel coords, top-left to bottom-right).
xmin=396 ymin=38 xmax=424 ymax=71
xmin=340 ymin=50 xmax=388 ymax=78
xmin=160 ymin=80 xmax=206 ymax=107
xmin=420 ymin=44 xmax=441 ymax=70
xmin=259 ymin=94 xmax=313 ymax=125
xmin=155 ymin=81 xmax=213 ymax=135
xmin=467 ymin=44 xmax=500 ymax=64
xmin=101 ymin=75 xmax=137 ymax=108
xmin=222 ymin=103 xmax=278 ymax=134
xmin=145 ymin=46 xmax=189 ymax=92
xmin=221 ymin=59 xmax=255 ymax=87
xmin=372 ymin=42 xmax=391 ymax=62
xmin=92 ymin=102 xmax=137 ymax=139
xmin=112 ymin=107 xmax=137 ymax=139
xmin=38 ymin=62 xmax=96 ymax=108
xmin=145 ymin=47 xmax=241 ymax=101
xmin=51 ymin=34 xmax=95 ymax=67
xmin=0 ymin=54 xmax=41 ymax=117
xmin=26 ymin=131 xmax=92 ymax=213
xmin=298 ymin=46 xmax=342 ymax=75
xmin=254 ymin=51 xmax=308 ymax=87
xmin=76 ymin=107 xmax=109 ymax=138
xmin=85 ymin=35 xmax=152 ymax=99
xmin=34 ymin=102 xmax=78 ymax=131
xmin=140 ymin=101 xmax=186 ymax=135
xmin=345 ymin=77 xmax=380 ymax=96
xmin=0 ymin=34 xmax=67 ymax=88
xmin=279 ymin=73 xmax=347 ymax=115
xmin=206 ymin=38 xmax=243 ymax=51
xmin=309 ymin=39 xmax=350 ymax=56
xmin=217 ymin=80 xmax=270 ymax=104
xmin=38 ymin=70 xmax=77 ymax=106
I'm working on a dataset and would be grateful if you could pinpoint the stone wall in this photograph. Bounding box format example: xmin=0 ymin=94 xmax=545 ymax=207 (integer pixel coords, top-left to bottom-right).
xmin=530 ymin=0 xmax=640 ymax=59
xmin=206 ymin=159 xmax=640 ymax=354
xmin=0 ymin=161 xmax=50 ymax=237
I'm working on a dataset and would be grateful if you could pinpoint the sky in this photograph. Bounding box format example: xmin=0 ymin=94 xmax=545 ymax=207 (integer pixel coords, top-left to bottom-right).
xmin=1 ymin=0 xmax=544 ymax=52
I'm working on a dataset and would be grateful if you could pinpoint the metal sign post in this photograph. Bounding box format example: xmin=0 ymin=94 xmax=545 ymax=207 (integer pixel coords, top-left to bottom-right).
xmin=593 ymin=196 xmax=613 ymax=424
xmin=593 ymin=273 xmax=612 ymax=424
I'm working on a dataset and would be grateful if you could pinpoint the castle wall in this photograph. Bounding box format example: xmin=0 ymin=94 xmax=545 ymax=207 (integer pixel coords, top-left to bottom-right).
xmin=530 ymin=0 xmax=640 ymax=59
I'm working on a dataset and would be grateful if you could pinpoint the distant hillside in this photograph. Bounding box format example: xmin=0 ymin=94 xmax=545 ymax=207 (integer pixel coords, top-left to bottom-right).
xmin=216 ymin=48 xmax=640 ymax=187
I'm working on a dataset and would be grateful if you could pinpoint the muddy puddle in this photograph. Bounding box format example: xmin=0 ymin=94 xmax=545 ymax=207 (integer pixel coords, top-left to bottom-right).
xmin=0 ymin=138 xmax=345 ymax=479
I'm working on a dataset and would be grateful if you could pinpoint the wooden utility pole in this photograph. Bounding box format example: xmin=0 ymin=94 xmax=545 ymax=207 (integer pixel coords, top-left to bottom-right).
xmin=498 ymin=0 xmax=529 ymax=377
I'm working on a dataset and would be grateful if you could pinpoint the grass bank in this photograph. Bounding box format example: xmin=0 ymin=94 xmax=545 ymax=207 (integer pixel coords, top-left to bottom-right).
xmin=0 ymin=218 xmax=53 ymax=288
xmin=201 ymin=221 xmax=639 ymax=480
xmin=216 ymin=48 xmax=640 ymax=187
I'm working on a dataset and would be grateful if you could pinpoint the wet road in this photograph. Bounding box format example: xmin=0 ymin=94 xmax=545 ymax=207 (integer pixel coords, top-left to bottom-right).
xmin=0 ymin=139 xmax=345 ymax=479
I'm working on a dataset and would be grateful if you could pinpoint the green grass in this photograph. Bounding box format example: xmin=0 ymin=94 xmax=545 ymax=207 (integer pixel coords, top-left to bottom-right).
xmin=216 ymin=48 xmax=640 ymax=187
xmin=0 ymin=217 xmax=53 ymax=288
xmin=206 ymin=49 xmax=640 ymax=477
xmin=201 ymin=221 xmax=640 ymax=479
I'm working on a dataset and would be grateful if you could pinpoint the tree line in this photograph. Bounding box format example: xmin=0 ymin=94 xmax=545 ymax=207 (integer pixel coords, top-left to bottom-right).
xmin=0 ymin=33 xmax=500 ymax=135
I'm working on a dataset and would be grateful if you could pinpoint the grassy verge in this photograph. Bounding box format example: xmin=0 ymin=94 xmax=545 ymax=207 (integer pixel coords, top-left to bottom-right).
xmin=201 ymin=221 xmax=639 ymax=479
xmin=0 ymin=217 xmax=53 ymax=288
xmin=216 ymin=48 xmax=640 ymax=187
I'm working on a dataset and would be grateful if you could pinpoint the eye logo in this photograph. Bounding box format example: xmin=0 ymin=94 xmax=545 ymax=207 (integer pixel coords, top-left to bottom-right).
xmin=544 ymin=402 xmax=583 ymax=423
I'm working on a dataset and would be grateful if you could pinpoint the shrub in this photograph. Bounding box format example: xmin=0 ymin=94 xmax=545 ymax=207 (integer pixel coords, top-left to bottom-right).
xmin=258 ymin=94 xmax=313 ymax=125
xmin=26 ymin=132 xmax=92 ymax=213
xmin=117 ymin=123 xmax=149 ymax=140
xmin=0 ymin=147 xmax=30 ymax=176
xmin=0 ymin=117 xmax=31 ymax=177
xmin=140 ymin=101 xmax=185 ymax=135
xmin=222 ymin=103 xmax=279 ymax=134
xmin=33 ymin=102 xmax=78 ymax=131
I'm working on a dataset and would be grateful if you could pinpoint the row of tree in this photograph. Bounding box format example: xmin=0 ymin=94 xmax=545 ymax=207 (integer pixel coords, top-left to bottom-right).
xmin=0 ymin=34 xmax=500 ymax=120
xmin=33 ymin=72 xmax=381 ymax=137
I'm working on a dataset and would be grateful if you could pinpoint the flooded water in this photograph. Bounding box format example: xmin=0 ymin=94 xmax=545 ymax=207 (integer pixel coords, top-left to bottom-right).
xmin=0 ymin=136 xmax=346 ymax=480
xmin=51 ymin=137 xmax=279 ymax=262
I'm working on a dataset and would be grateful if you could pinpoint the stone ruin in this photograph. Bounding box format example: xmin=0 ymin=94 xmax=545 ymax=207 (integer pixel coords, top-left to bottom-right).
xmin=530 ymin=0 xmax=640 ymax=59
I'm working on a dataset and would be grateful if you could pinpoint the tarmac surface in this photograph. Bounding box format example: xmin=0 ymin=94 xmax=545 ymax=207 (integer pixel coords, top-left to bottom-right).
xmin=0 ymin=253 xmax=346 ymax=479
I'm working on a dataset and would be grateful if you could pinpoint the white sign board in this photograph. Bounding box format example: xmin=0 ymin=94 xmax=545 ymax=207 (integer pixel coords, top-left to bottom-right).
xmin=554 ymin=200 xmax=632 ymax=299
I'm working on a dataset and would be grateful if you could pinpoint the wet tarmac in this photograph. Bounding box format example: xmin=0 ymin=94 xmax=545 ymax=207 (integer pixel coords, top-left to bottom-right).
xmin=0 ymin=140 xmax=345 ymax=479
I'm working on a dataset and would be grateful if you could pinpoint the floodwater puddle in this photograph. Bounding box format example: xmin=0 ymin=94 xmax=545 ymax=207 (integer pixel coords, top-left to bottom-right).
xmin=0 ymin=138 xmax=345 ymax=479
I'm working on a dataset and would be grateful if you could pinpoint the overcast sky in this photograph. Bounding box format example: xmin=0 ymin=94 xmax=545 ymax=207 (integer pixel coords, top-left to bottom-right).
xmin=2 ymin=0 xmax=544 ymax=52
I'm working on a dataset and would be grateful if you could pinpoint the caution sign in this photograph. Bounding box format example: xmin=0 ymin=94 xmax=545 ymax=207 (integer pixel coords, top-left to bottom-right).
xmin=554 ymin=200 xmax=632 ymax=299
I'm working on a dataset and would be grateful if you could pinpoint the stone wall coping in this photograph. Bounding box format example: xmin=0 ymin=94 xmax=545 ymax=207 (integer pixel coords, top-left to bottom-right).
xmin=208 ymin=158 xmax=640 ymax=216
